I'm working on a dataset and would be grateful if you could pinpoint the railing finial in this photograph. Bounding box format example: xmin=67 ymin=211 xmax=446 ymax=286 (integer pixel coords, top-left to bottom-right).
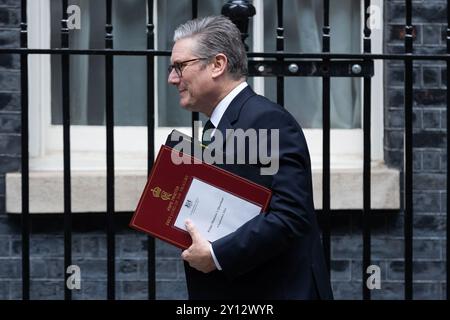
xmin=221 ymin=0 xmax=256 ymax=51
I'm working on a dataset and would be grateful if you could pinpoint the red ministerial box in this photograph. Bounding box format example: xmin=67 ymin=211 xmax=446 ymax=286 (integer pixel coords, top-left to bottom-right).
xmin=129 ymin=145 xmax=272 ymax=249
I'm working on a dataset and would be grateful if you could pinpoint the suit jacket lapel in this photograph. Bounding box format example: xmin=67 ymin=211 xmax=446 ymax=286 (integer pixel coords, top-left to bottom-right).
xmin=215 ymin=86 xmax=256 ymax=149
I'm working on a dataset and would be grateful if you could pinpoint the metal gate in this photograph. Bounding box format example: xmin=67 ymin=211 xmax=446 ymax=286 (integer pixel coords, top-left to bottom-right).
xmin=0 ymin=0 xmax=448 ymax=300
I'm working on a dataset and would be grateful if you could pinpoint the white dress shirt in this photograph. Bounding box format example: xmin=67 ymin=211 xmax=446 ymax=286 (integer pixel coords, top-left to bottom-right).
xmin=206 ymin=81 xmax=248 ymax=271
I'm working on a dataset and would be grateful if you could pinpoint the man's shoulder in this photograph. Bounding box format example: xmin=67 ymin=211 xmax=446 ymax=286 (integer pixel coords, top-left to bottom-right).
xmin=242 ymin=94 xmax=283 ymax=116
xmin=241 ymin=94 xmax=301 ymax=129
xmin=246 ymin=93 xmax=279 ymax=107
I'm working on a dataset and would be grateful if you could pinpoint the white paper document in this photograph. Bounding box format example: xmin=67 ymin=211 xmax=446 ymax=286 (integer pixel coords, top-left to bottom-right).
xmin=174 ymin=178 xmax=262 ymax=242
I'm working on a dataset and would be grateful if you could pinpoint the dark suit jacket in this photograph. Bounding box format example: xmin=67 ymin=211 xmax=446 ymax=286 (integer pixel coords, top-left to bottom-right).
xmin=184 ymin=86 xmax=333 ymax=300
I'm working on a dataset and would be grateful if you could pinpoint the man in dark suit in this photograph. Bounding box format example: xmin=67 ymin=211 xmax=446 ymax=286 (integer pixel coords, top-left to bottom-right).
xmin=168 ymin=15 xmax=333 ymax=300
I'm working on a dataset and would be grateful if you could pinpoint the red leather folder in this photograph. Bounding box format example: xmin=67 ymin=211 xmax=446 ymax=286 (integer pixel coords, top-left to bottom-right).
xmin=129 ymin=145 xmax=272 ymax=249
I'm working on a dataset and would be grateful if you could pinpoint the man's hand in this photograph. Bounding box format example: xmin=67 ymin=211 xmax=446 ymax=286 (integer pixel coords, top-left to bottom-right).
xmin=181 ymin=220 xmax=217 ymax=273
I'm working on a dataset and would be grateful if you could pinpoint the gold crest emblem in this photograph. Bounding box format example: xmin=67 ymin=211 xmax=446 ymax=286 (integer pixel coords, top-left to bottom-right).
xmin=151 ymin=187 xmax=172 ymax=201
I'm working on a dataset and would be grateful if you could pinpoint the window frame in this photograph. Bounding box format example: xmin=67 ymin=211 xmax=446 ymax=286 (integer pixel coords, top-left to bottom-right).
xmin=27 ymin=0 xmax=384 ymax=168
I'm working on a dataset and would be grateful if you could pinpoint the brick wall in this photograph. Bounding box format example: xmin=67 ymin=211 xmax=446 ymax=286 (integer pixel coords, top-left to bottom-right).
xmin=0 ymin=0 xmax=22 ymax=300
xmin=318 ymin=0 xmax=446 ymax=300
xmin=330 ymin=0 xmax=446 ymax=300
xmin=0 ymin=0 xmax=447 ymax=300
xmin=379 ymin=0 xmax=446 ymax=298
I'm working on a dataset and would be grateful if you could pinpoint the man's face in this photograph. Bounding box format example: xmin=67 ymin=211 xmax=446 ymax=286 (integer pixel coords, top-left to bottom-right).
xmin=168 ymin=38 xmax=214 ymax=114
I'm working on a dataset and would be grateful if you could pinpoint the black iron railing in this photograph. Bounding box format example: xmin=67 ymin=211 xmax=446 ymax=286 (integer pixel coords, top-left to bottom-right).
xmin=0 ymin=0 xmax=447 ymax=300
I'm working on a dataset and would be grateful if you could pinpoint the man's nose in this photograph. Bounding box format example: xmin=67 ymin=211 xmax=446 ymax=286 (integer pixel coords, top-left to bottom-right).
xmin=168 ymin=69 xmax=180 ymax=85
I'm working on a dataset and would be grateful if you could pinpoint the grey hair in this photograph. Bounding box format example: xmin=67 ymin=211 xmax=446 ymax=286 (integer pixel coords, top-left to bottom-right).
xmin=173 ymin=15 xmax=248 ymax=80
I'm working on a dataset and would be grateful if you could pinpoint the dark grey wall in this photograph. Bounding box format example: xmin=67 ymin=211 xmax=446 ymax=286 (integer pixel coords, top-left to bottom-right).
xmin=380 ymin=0 xmax=446 ymax=298
xmin=0 ymin=0 xmax=22 ymax=300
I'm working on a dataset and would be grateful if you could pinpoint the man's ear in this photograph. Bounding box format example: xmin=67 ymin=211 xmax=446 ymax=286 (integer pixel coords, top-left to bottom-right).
xmin=211 ymin=54 xmax=228 ymax=79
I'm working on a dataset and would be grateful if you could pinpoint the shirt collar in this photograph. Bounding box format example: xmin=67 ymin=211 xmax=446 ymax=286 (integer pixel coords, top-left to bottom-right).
xmin=209 ymin=82 xmax=248 ymax=128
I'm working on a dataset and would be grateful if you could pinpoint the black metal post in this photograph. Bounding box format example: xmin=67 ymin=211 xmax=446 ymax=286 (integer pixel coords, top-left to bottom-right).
xmin=404 ymin=0 xmax=414 ymax=300
xmin=105 ymin=0 xmax=116 ymax=300
xmin=191 ymin=0 xmax=199 ymax=138
xmin=61 ymin=0 xmax=73 ymax=301
xmin=221 ymin=0 xmax=256 ymax=52
xmin=321 ymin=0 xmax=331 ymax=274
xmin=20 ymin=0 xmax=30 ymax=301
xmin=362 ymin=0 xmax=372 ymax=301
xmin=146 ymin=0 xmax=156 ymax=300
xmin=275 ymin=0 xmax=284 ymax=106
